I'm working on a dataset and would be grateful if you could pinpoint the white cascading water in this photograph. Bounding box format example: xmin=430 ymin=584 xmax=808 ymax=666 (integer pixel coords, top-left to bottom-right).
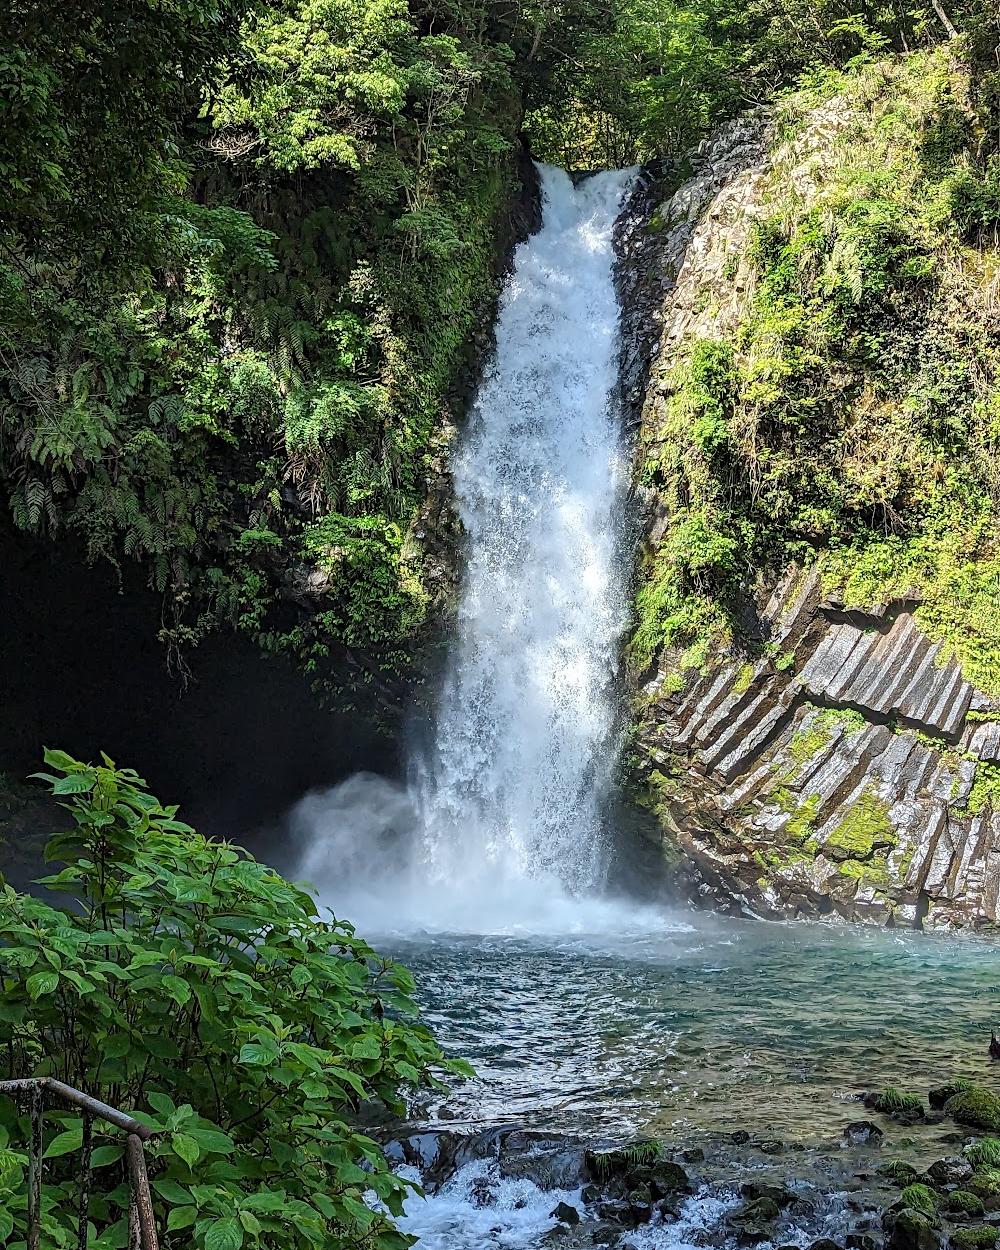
xmin=411 ymin=164 xmax=635 ymax=897
xmin=293 ymin=164 xmax=643 ymax=932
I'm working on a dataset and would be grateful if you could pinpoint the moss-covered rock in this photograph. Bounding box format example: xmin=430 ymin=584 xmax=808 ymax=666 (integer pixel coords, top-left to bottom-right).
xmin=930 ymin=1080 xmax=974 ymax=1110
xmin=900 ymin=1185 xmax=940 ymax=1218
xmin=878 ymin=1088 xmax=926 ymax=1123
xmin=946 ymin=1087 xmax=1000 ymax=1134
xmin=945 ymin=1191 xmax=985 ymax=1218
xmin=886 ymin=1208 xmax=941 ymax=1250
xmin=825 ymin=791 xmax=897 ymax=862
xmin=966 ymin=1168 xmax=1000 ymax=1206
xmin=949 ymin=1227 xmax=998 ymax=1250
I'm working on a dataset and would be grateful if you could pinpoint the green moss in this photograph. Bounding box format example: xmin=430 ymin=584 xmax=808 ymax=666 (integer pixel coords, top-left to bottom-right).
xmin=960 ymin=764 xmax=1000 ymax=817
xmin=734 ymin=662 xmax=756 ymax=693
xmin=968 ymin=1169 xmax=1000 ymax=1201
xmin=629 ymin=47 xmax=1000 ymax=701
xmin=947 ymin=1087 xmax=1000 ymax=1134
xmin=825 ymin=789 xmax=896 ymax=861
xmin=946 ymin=1191 xmax=986 ymax=1217
xmin=900 ymin=1184 xmax=939 ymax=1217
xmin=772 ymin=788 xmax=822 ymax=846
xmin=878 ymin=1088 xmax=926 ymax=1120
xmin=950 ymin=1227 xmax=998 ymax=1250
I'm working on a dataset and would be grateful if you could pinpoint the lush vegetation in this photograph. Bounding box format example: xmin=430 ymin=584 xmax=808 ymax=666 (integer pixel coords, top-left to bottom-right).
xmin=0 ymin=749 xmax=465 ymax=1247
xmin=631 ymin=35 xmax=1000 ymax=691
xmin=6 ymin=0 xmax=998 ymax=696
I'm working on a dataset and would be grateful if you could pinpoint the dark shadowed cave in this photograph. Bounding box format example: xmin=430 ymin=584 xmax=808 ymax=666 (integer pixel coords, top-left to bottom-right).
xmin=0 ymin=527 xmax=401 ymax=883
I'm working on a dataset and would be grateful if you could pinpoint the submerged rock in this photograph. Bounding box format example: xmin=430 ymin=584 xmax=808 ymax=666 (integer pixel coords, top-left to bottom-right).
xmin=846 ymin=1122 xmax=886 ymax=1147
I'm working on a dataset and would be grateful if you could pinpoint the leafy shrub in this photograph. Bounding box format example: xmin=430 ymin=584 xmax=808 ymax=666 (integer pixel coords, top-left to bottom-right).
xmin=0 ymin=749 xmax=467 ymax=1248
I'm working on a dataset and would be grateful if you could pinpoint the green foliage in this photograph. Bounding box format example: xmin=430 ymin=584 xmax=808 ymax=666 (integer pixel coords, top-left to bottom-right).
xmin=0 ymin=748 xmax=467 ymax=1248
xmin=1 ymin=0 xmax=523 ymax=688
xmin=631 ymin=48 xmax=1000 ymax=693
xmin=522 ymin=0 xmax=1000 ymax=167
xmin=967 ymin=1139 xmax=1000 ymax=1169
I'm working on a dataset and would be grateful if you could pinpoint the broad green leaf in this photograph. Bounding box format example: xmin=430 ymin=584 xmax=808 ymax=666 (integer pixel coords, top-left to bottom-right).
xmin=26 ymin=971 xmax=59 ymax=999
xmin=90 ymin=1145 xmax=125 ymax=1167
xmin=44 ymin=1128 xmax=83 ymax=1158
xmin=204 ymin=1217 xmax=244 ymax=1250
xmin=187 ymin=1128 xmax=235 ymax=1155
xmin=51 ymin=771 xmax=97 ymax=794
xmin=172 ymin=1133 xmax=200 ymax=1167
xmin=167 ymin=1205 xmax=198 ymax=1231
xmin=153 ymin=1178 xmax=191 ymax=1205
xmin=162 ymin=975 xmax=191 ymax=1006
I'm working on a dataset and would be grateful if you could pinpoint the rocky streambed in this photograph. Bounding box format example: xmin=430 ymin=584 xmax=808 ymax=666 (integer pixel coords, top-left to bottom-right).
xmin=386 ymin=1078 xmax=1000 ymax=1250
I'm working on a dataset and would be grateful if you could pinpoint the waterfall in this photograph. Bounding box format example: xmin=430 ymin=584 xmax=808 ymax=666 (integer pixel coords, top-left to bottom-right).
xmin=412 ymin=164 xmax=635 ymax=898
xmin=293 ymin=164 xmax=638 ymax=932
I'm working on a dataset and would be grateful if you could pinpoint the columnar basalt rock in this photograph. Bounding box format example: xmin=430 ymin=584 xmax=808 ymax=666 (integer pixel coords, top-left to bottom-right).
xmin=636 ymin=564 xmax=1000 ymax=929
xmin=623 ymin=87 xmax=1000 ymax=931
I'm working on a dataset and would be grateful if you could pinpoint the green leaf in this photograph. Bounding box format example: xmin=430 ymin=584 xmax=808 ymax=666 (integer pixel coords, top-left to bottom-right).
xmin=26 ymin=970 xmax=59 ymax=999
xmin=162 ymin=975 xmax=192 ymax=1006
xmin=238 ymin=1042 xmax=276 ymax=1067
xmin=44 ymin=1128 xmax=83 ymax=1158
xmin=204 ymin=1217 xmax=244 ymax=1250
xmin=167 ymin=1205 xmax=198 ymax=1231
xmin=172 ymin=1133 xmax=200 ymax=1167
xmin=52 ymin=770 xmax=97 ymax=794
xmin=90 ymin=1145 xmax=125 ymax=1167
xmin=0 ymin=1208 xmax=12 ymax=1241
xmin=153 ymin=1178 xmax=191 ymax=1205
xmin=187 ymin=1128 xmax=235 ymax=1155
xmin=43 ymin=748 xmax=79 ymax=771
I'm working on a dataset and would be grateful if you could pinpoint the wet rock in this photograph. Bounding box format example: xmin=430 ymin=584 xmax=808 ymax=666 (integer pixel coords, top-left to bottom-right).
xmin=649 ymin=1161 xmax=692 ymax=1196
xmin=731 ymin=1130 xmax=752 ymax=1144
xmin=741 ymin=1181 xmax=797 ymax=1208
xmin=681 ymin=1146 xmax=707 ymax=1163
xmin=551 ymin=1202 xmax=580 ymax=1226
xmin=847 ymin=1234 xmax=881 ymax=1250
xmin=761 ymin=1139 xmax=787 ymax=1155
xmin=931 ymin=1082 xmax=974 ymax=1110
xmin=730 ymin=1197 xmax=781 ymax=1243
xmin=592 ymin=1226 xmax=624 ymax=1247
xmin=582 ymin=1184 xmax=602 ymax=1203
xmin=847 ymin=1122 xmax=886 ymax=1147
xmin=885 ymin=1208 xmax=941 ymax=1250
xmin=927 ymin=1158 xmax=974 ymax=1187
xmin=810 ymin=1239 xmax=843 ymax=1250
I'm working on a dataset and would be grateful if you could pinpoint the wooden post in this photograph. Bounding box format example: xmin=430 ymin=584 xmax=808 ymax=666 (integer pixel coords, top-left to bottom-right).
xmin=77 ymin=1111 xmax=92 ymax=1250
xmin=126 ymin=1133 xmax=159 ymax=1250
xmin=27 ymin=1081 xmax=43 ymax=1250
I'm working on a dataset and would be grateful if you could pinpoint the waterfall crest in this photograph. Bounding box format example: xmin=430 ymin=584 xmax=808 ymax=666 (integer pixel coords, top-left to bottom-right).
xmin=412 ymin=164 xmax=635 ymax=898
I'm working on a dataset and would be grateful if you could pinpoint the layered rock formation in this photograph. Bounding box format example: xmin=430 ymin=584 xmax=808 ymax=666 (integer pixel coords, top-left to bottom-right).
xmin=638 ymin=566 xmax=1000 ymax=929
xmin=623 ymin=70 xmax=1000 ymax=930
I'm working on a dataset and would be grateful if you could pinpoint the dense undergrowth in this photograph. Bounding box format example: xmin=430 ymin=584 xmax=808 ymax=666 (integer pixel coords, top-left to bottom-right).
xmin=632 ymin=35 xmax=1000 ymax=694
xmin=0 ymin=749 xmax=461 ymax=1247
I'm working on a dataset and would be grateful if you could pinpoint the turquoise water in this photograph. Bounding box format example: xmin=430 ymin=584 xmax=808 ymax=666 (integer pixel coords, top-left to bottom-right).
xmin=386 ymin=912 xmax=999 ymax=1142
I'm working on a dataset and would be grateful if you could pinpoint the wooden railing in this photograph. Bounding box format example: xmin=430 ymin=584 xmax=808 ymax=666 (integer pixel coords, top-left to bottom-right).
xmin=0 ymin=1077 xmax=159 ymax=1250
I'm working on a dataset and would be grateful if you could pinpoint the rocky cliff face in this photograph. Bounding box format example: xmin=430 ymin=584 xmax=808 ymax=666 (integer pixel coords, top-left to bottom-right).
xmin=622 ymin=57 xmax=1000 ymax=930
